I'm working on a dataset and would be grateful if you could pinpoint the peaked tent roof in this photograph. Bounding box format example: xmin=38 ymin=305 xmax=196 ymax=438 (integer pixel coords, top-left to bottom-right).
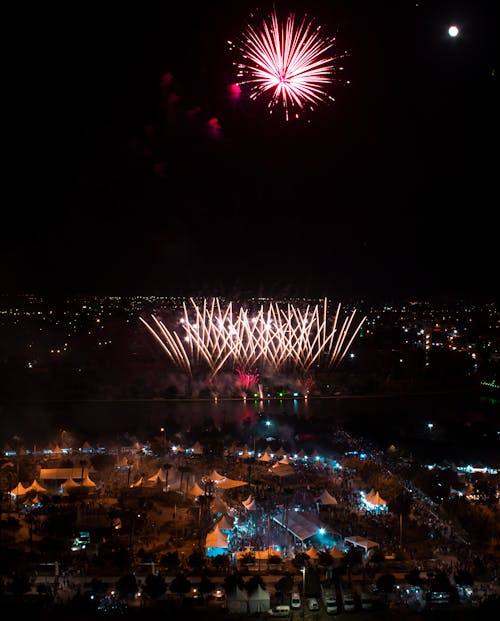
xmin=10 ymin=482 xmax=29 ymax=496
xmin=316 ymin=489 xmax=338 ymax=505
xmin=61 ymin=477 xmax=80 ymax=489
xmin=25 ymin=479 xmax=48 ymax=493
xmin=81 ymin=475 xmax=96 ymax=487
xmin=217 ymin=514 xmax=235 ymax=531
xmin=365 ymin=489 xmax=387 ymax=505
xmin=188 ymin=481 xmax=205 ymax=496
xmin=258 ymin=451 xmax=272 ymax=462
xmin=209 ymin=470 xmax=225 ymax=481
xmin=215 ymin=476 xmax=248 ymax=489
xmin=205 ymin=525 xmax=229 ymax=549
xmin=305 ymin=545 xmax=319 ymax=559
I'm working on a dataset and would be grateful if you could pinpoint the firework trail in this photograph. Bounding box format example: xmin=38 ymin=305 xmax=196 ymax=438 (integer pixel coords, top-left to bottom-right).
xmin=140 ymin=298 xmax=365 ymax=380
xmin=229 ymin=7 xmax=348 ymax=120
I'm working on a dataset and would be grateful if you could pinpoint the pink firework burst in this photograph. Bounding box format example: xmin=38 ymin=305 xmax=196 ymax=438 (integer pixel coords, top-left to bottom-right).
xmin=235 ymin=367 xmax=260 ymax=391
xmin=230 ymin=8 xmax=347 ymax=120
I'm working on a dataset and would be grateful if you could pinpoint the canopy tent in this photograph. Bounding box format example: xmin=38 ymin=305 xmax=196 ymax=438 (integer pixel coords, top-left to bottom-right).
xmin=272 ymin=510 xmax=338 ymax=543
xmin=81 ymin=475 xmax=96 ymax=488
xmin=10 ymin=482 xmax=29 ymax=496
xmin=278 ymin=455 xmax=291 ymax=464
xmin=242 ymin=495 xmax=257 ymax=511
xmin=188 ymin=481 xmax=205 ymax=496
xmin=81 ymin=441 xmax=94 ymax=452
xmin=254 ymin=547 xmax=282 ymax=560
xmin=248 ymin=585 xmax=270 ymax=613
xmin=226 ymin=586 xmax=248 ymax=614
xmin=316 ymin=490 xmax=338 ymax=506
xmin=344 ymin=535 xmax=379 ymax=554
xmin=215 ymin=476 xmax=248 ymax=490
xmin=296 ymin=449 xmax=307 ymax=459
xmin=305 ymin=545 xmax=319 ymax=559
xmin=362 ymin=489 xmax=388 ymax=512
xmin=40 ymin=467 xmax=92 ymax=481
xmin=216 ymin=514 xmax=235 ymax=531
xmin=190 ymin=441 xmax=204 ymax=455
xmin=205 ymin=525 xmax=228 ymax=548
xmin=365 ymin=489 xmax=387 ymax=506
xmin=330 ymin=546 xmax=345 ymax=559
xmin=129 ymin=476 xmax=144 ymax=488
xmin=25 ymin=479 xmax=48 ymax=493
xmin=148 ymin=468 xmax=167 ymax=484
xmin=208 ymin=469 xmax=226 ymax=482
xmin=258 ymin=451 xmax=272 ymax=462
xmin=211 ymin=496 xmax=229 ymax=514
xmin=205 ymin=525 xmax=229 ymax=557
xmin=270 ymin=463 xmax=295 ymax=477
xmin=61 ymin=477 xmax=80 ymax=493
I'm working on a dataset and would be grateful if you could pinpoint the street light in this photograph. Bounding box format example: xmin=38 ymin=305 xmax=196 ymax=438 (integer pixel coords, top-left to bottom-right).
xmin=301 ymin=567 xmax=306 ymax=620
xmin=160 ymin=427 xmax=166 ymax=450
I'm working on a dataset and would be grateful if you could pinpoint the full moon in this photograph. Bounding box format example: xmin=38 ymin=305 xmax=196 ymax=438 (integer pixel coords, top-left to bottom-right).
xmin=448 ymin=25 xmax=459 ymax=37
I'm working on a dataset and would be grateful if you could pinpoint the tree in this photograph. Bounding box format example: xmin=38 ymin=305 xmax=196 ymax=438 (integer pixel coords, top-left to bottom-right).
xmin=405 ymin=568 xmax=423 ymax=586
xmin=224 ymin=572 xmax=245 ymax=593
xmin=274 ymin=574 xmax=294 ymax=600
xmin=246 ymin=574 xmax=265 ymax=593
xmin=455 ymin=569 xmax=474 ymax=586
xmin=188 ymin=550 xmax=205 ymax=572
xmin=8 ymin=573 xmax=31 ymax=595
xmin=198 ymin=575 xmax=215 ymax=598
xmin=376 ymin=573 xmax=396 ymax=601
xmin=143 ymin=572 xmax=167 ymax=598
xmin=169 ymin=573 xmax=192 ymax=596
xmin=161 ymin=550 xmax=180 ymax=573
xmin=116 ymin=573 xmax=138 ymax=598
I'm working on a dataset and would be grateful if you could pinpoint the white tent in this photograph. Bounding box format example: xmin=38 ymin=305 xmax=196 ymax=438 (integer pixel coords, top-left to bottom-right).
xmin=226 ymin=586 xmax=248 ymax=614
xmin=242 ymin=496 xmax=257 ymax=511
xmin=248 ymin=585 xmax=270 ymax=613
xmin=81 ymin=475 xmax=97 ymax=488
xmin=25 ymin=479 xmax=48 ymax=493
xmin=215 ymin=476 xmax=248 ymax=490
xmin=10 ymin=482 xmax=29 ymax=496
xmin=148 ymin=468 xmax=167 ymax=484
xmin=61 ymin=478 xmax=80 ymax=493
xmin=188 ymin=481 xmax=205 ymax=496
xmin=316 ymin=490 xmax=338 ymax=506
xmin=216 ymin=514 xmax=235 ymax=531
xmin=205 ymin=525 xmax=229 ymax=552
xmin=190 ymin=441 xmax=204 ymax=455
xmin=270 ymin=463 xmax=295 ymax=477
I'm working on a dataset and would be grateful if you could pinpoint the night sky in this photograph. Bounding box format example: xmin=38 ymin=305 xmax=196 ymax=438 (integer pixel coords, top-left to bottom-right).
xmin=4 ymin=0 xmax=497 ymax=302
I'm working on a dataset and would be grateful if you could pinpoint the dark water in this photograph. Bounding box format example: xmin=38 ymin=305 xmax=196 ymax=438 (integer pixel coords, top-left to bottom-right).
xmin=1 ymin=391 xmax=499 ymax=466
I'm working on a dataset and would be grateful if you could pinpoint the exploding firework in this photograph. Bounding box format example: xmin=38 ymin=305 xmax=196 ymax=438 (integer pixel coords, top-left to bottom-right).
xmin=236 ymin=367 xmax=260 ymax=391
xmin=140 ymin=298 xmax=365 ymax=381
xmin=229 ymin=7 xmax=348 ymax=120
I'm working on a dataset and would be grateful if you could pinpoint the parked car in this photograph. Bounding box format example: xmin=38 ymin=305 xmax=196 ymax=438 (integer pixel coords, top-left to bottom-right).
xmin=267 ymin=604 xmax=291 ymax=617
xmin=291 ymin=592 xmax=301 ymax=609
xmin=307 ymin=597 xmax=320 ymax=611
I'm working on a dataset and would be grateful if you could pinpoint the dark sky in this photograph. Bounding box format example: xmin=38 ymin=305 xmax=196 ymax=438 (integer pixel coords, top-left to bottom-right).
xmin=4 ymin=0 xmax=497 ymax=302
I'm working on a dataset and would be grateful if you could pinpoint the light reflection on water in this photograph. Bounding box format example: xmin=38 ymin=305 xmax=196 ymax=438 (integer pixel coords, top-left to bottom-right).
xmin=1 ymin=392 xmax=498 ymax=465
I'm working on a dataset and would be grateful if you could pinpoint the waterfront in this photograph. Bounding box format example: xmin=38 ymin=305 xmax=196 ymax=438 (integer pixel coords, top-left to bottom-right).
xmin=1 ymin=390 xmax=498 ymax=466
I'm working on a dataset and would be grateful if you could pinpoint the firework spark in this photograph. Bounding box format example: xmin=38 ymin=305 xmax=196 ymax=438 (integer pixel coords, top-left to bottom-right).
xmin=229 ymin=8 xmax=347 ymax=120
xmin=140 ymin=298 xmax=365 ymax=380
